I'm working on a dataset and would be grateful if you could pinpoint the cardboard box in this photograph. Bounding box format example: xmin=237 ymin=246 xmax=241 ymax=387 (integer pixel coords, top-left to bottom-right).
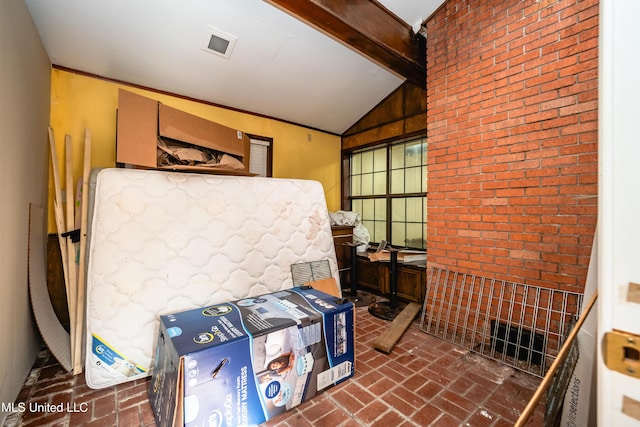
xmin=116 ymin=89 xmax=251 ymax=175
xmin=149 ymin=287 xmax=355 ymax=427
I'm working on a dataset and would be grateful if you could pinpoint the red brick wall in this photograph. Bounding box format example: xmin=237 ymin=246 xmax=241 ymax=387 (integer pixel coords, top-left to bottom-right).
xmin=425 ymin=0 xmax=598 ymax=292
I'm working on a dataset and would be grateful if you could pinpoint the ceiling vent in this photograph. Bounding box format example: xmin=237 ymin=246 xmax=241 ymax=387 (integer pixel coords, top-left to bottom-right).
xmin=202 ymin=26 xmax=237 ymax=59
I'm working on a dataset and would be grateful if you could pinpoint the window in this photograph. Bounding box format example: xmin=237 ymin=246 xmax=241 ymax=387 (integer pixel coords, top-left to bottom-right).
xmin=249 ymin=136 xmax=273 ymax=177
xmin=349 ymin=137 xmax=427 ymax=249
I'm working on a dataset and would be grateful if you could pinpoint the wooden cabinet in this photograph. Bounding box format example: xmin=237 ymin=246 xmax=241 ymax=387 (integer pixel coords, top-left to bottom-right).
xmin=331 ymin=226 xmax=354 ymax=288
xmin=395 ymin=265 xmax=425 ymax=303
xmin=355 ymin=254 xmax=425 ymax=304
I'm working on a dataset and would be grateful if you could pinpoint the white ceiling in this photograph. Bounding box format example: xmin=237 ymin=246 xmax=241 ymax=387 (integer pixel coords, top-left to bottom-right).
xmin=25 ymin=0 xmax=442 ymax=134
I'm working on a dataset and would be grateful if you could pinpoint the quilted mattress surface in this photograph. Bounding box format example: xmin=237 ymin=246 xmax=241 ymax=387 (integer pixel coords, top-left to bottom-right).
xmin=84 ymin=168 xmax=339 ymax=389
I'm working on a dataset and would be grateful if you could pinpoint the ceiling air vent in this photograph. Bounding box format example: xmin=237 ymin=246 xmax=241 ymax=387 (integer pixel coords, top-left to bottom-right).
xmin=202 ymin=26 xmax=237 ymax=59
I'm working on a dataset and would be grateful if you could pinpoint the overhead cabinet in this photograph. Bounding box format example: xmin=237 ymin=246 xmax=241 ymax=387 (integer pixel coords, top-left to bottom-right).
xmin=116 ymin=89 xmax=251 ymax=174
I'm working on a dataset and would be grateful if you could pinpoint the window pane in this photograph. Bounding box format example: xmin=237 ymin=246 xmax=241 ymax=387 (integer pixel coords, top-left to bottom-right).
xmin=373 ymin=171 xmax=386 ymax=194
xmin=405 ymin=167 xmax=422 ymax=193
xmin=406 ymin=197 xmax=423 ymax=222
xmin=391 ymin=144 xmax=404 ymax=169
xmin=391 ymin=169 xmax=404 ymax=194
xmin=391 ymin=222 xmax=405 ymax=247
xmin=422 ymin=165 xmax=428 ymax=192
xmin=422 ymin=142 xmax=427 ymax=165
xmin=406 ymin=223 xmax=425 ymax=249
xmin=374 ymin=220 xmax=387 ymax=243
xmin=351 ymin=199 xmax=362 ymax=216
xmin=391 ymin=198 xmax=405 ymax=221
xmin=361 ymin=150 xmax=373 ymax=173
xmin=361 ymin=173 xmax=373 ymax=196
xmin=375 ymin=198 xmax=387 ymax=221
xmin=406 ymin=140 xmax=423 ymax=167
xmin=361 ymin=199 xmax=375 ymax=221
xmin=362 ymin=220 xmax=374 ymax=239
xmin=373 ymin=148 xmax=387 ymax=172
xmin=351 ymin=175 xmax=360 ymax=196
xmin=351 ymin=152 xmax=361 ymax=175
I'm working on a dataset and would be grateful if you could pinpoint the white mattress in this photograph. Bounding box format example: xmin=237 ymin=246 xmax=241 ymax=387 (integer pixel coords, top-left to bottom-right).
xmin=84 ymin=168 xmax=339 ymax=389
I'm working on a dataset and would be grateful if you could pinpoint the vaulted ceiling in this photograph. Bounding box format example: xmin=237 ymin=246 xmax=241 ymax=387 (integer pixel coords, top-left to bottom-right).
xmin=25 ymin=0 xmax=444 ymax=134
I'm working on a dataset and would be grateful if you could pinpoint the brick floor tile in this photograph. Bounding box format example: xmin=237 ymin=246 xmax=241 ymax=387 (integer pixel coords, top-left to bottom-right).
xmin=117 ymin=406 xmax=141 ymax=426
xmin=299 ymin=397 xmax=338 ymax=422
xmin=431 ymin=394 xmax=469 ymax=422
xmin=390 ymin=384 xmax=428 ymax=409
xmin=402 ymin=372 xmax=429 ymax=391
xmin=438 ymin=389 xmax=477 ymax=413
xmin=31 ymin=380 xmax=74 ymax=399
xmin=463 ymin=383 xmax=493 ymax=404
xmin=314 ymin=408 xmax=352 ymax=427
xmin=116 ymin=382 xmax=149 ymax=410
xmin=92 ymin=394 xmax=116 ymax=420
xmin=410 ymin=402 xmax=443 ymax=426
xmin=139 ymin=400 xmax=155 ymax=425
xmin=331 ymin=389 xmax=367 ymax=414
xmin=337 ymin=418 xmax=363 ymax=427
xmin=429 ymin=412 xmax=461 ymax=427
xmin=366 ymin=376 xmax=397 ymax=397
xmin=380 ymin=389 xmax=417 ymax=417
xmin=84 ymin=413 xmax=117 ymax=427
xmin=371 ymin=408 xmax=405 ymax=427
xmin=377 ymin=359 xmax=414 ymax=383
xmin=464 ymin=407 xmax=500 ymax=427
xmin=69 ymin=405 xmax=93 ymax=425
xmin=354 ymin=399 xmax=389 ymax=424
xmin=342 ymin=381 xmax=376 ymax=406
xmin=22 ymin=409 xmax=67 ymax=426
xmin=415 ymin=380 xmax=444 ymax=401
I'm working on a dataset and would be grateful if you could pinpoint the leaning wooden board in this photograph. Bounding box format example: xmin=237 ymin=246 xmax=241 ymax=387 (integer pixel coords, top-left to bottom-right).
xmin=372 ymin=302 xmax=421 ymax=353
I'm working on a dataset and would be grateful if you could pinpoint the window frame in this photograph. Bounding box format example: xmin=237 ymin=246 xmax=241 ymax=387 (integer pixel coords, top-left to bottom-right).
xmin=345 ymin=136 xmax=427 ymax=250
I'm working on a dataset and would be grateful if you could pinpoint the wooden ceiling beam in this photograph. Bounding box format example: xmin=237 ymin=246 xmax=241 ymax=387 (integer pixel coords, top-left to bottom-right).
xmin=265 ymin=0 xmax=426 ymax=88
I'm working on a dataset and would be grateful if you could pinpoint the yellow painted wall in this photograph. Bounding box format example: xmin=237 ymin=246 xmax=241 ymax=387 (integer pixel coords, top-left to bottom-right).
xmin=48 ymin=69 xmax=342 ymax=232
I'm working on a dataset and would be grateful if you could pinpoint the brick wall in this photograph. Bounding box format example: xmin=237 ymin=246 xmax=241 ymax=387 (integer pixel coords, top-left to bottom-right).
xmin=425 ymin=0 xmax=598 ymax=292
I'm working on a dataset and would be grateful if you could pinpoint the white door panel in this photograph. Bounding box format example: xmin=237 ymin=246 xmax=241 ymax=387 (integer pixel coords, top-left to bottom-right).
xmin=598 ymin=0 xmax=640 ymax=424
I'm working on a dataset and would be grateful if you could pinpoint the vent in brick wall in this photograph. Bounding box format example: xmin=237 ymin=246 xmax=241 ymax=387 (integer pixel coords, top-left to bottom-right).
xmin=419 ymin=267 xmax=583 ymax=378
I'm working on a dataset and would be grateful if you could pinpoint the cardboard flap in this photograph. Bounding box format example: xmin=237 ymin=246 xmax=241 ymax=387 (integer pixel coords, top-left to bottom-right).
xmin=304 ymin=278 xmax=341 ymax=298
xmin=116 ymin=89 xmax=158 ymax=168
xmin=174 ymin=358 xmax=184 ymax=427
xmin=159 ymin=103 xmax=245 ymax=157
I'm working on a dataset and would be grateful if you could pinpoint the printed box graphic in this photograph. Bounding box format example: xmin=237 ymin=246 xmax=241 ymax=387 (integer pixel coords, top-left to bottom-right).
xmin=149 ymin=287 xmax=355 ymax=427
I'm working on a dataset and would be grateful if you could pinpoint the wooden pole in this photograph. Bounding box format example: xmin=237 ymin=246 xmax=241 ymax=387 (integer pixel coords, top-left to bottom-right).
xmin=64 ymin=135 xmax=77 ymax=365
xmin=73 ymin=128 xmax=91 ymax=374
xmin=514 ymin=291 xmax=598 ymax=427
xmin=47 ymin=128 xmax=71 ymax=319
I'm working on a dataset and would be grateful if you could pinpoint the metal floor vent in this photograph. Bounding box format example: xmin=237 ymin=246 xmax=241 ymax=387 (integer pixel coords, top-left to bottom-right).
xmin=419 ymin=267 xmax=583 ymax=378
xmin=290 ymin=260 xmax=332 ymax=286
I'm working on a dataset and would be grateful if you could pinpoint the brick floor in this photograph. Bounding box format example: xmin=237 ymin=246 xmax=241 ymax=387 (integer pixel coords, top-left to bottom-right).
xmin=5 ymin=306 xmax=545 ymax=426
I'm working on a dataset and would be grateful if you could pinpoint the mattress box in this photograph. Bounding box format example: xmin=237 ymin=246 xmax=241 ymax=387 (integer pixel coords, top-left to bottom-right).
xmin=149 ymin=286 xmax=355 ymax=427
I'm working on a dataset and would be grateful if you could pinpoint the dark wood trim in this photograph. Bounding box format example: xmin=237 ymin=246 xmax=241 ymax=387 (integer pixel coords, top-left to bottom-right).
xmin=341 ymin=153 xmax=351 ymax=210
xmin=265 ymin=0 xmax=426 ymax=88
xmin=341 ymin=81 xmax=426 ymax=150
xmin=342 ymin=119 xmax=425 ymax=152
